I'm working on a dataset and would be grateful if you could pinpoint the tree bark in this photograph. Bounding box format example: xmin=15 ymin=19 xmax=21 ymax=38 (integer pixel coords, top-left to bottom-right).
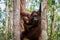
xmin=41 ymin=0 xmax=48 ymax=40
xmin=13 ymin=0 xmax=20 ymax=40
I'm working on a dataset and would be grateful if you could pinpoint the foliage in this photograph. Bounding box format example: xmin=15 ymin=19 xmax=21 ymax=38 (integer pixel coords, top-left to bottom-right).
xmin=0 ymin=0 xmax=13 ymax=40
xmin=26 ymin=0 xmax=40 ymax=12
xmin=47 ymin=0 xmax=60 ymax=40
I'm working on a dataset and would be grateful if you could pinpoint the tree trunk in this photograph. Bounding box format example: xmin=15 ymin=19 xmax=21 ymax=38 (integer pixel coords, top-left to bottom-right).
xmin=8 ymin=0 xmax=13 ymax=40
xmin=13 ymin=0 xmax=20 ymax=40
xmin=41 ymin=0 xmax=48 ymax=40
xmin=50 ymin=7 xmax=55 ymax=40
xmin=5 ymin=0 xmax=9 ymax=40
